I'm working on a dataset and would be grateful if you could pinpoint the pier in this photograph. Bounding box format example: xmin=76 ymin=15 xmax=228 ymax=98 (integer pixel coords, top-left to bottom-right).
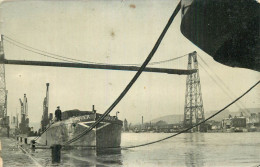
xmin=0 ymin=137 xmax=39 ymax=166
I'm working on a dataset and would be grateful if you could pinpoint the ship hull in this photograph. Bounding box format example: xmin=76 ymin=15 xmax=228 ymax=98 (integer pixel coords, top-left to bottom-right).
xmin=38 ymin=114 xmax=122 ymax=148
xmin=180 ymin=0 xmax=259 ymax=71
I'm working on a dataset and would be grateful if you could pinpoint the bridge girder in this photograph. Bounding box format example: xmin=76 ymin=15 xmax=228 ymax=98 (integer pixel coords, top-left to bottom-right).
xmin=0 ymin=59 xmax=197 ymax=75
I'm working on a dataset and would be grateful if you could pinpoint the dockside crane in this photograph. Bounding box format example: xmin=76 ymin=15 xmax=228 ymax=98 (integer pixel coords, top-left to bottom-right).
xmin=19 ymin=94 xmax=29 ymax=134
xmin=19 ymin=98 xmax=24 ymax=117
xmin=41 ymin=83 xmax=51 ymax=132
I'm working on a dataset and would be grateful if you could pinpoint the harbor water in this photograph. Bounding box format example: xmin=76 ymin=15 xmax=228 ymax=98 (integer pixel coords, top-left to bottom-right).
xmin=1 ymin=132 xmax=260 ymax=167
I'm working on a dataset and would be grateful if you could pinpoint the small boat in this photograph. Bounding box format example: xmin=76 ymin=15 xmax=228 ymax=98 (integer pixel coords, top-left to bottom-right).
xmin=248 ymin=126 xmax=257 ymax=132
xmin=234 ymin=127 xmax=243 ymax=132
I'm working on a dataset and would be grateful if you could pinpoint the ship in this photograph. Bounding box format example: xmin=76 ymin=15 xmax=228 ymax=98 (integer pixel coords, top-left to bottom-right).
xmin=38 ymin=108 xmax=123 ymax=148
xmin=180 ymin=0 xmax=259 ymax=71
xmin=38 ymin=83 xmax=122 ymax=148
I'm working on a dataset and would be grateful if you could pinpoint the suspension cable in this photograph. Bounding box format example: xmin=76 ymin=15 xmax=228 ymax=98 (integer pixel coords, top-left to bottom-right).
xmin=197 ymin=55 xmax=251 ymax=116
xmin=3 ymin=35 xmax=98 ymax=64
xmin=64 ymin=1 xmax=182 ymax=145
xmin=198 ymin=60 xmax=237 ymax=100
xmin=198 ymin=54 xmax=251 ymax=112
xmin=3 ymin=35 xmax=188 ymax=66
xmin=3 ymin=38 xmax=77 ymax=63
xmin=198 ymin=62 xmax=249 ymax=116
xmin=147 ymin=54 xmax=188 ymax=66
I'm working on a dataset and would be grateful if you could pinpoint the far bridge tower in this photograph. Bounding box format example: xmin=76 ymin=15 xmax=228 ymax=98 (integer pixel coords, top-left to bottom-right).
xmin=184 ymin=51 xmax=205 ymax=131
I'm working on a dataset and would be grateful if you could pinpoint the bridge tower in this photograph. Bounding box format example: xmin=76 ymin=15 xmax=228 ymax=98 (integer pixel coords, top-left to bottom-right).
xmin=0 ymin=35 xmax=9 ymax=135
xmin=184 ymin=51 xmax=205 ymax=131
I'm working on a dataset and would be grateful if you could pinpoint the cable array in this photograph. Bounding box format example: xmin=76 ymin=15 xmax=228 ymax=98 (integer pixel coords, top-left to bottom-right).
xmin=57 ymin=80 xmax=260 ymax=149
xmin=122 ymin=80 xmax=259 ymax=148
xmin=3 ymin=35 xmax=188 ymax=67
xmin=198 ymin=54 xmax=251 ymax=116
xmin=63 ymin=1 xmax=182 ymax=145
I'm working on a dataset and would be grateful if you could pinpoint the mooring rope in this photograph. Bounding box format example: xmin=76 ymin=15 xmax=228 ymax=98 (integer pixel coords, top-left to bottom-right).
xmin=122 ymin=80 xmax=259 ymax=149
xmin=33 ymin=122 xmax=54 ymax=141
xmin=61 ymin=80 xmax=259 ymax=149
xmin=31 ymin=67 xmax=259 ymax=148
xmin=64 ymin=1 xmax=182 ymax=145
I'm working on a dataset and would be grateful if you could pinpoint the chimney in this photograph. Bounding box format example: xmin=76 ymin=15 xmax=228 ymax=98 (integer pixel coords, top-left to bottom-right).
xmin=92 ymin=105 xmax=96 ymax=112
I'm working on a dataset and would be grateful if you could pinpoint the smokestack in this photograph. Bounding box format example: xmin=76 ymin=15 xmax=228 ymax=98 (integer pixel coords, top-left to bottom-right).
xmin=92 ymin=105 xmax=96 ymax=112
xmin=142 ymin=116 xmax=143 ymax=125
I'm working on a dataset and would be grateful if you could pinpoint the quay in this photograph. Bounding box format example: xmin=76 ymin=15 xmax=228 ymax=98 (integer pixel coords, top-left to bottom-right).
xmin=0 ymin=137 xmax=41 ymax=167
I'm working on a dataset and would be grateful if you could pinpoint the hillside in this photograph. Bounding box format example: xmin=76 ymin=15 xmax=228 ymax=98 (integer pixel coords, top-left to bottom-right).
xmin=149 ymin=108 xmax=260 ymax=124
xmin=150 ymin=114 xmax=183 ymax=124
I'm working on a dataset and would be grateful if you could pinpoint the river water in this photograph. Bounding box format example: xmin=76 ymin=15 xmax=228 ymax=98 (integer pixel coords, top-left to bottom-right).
xmin=1 ymin=132 xmax=260 ymax=167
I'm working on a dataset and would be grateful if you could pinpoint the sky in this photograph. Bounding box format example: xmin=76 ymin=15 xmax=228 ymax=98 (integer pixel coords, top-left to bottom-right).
xmin=0 ymin=0 xmax=259 ymax=128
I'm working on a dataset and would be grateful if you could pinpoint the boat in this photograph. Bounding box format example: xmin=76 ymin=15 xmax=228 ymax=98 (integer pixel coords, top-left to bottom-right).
xmin=248 ymin=125 xmax=257 ymax=132
xmin=38 ymin=109 xmax=122 ymax=148
xmin=180 ymin=0 xmax=259 ymax=71
xmin=234 ymin=127 xmax=243 ymax=132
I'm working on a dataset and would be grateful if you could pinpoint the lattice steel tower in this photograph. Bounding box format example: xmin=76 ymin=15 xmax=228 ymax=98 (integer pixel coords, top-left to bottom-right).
xmin=184 ymin=51 xmax=205 ymax=131
xmin=0 ymin=35 xmax=9 ymax=129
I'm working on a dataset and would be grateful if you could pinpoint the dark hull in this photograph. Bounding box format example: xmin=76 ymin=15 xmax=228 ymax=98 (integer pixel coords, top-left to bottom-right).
xmin=181 ymin=0 xmax=259 ymax=71
xmin=38 ymin=114 xmax=122 ymax=148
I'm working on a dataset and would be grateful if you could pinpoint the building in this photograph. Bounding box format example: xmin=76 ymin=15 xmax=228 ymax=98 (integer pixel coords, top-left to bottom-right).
xmin=232 ymin=117 xmax=246 ymax=128
xmin=222 ymin=117 xmax=232 ymax=129
xmin=248 ymin=112 xmax=260 ymax=127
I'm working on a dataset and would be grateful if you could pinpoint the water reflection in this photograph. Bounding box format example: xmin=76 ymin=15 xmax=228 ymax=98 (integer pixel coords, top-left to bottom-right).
xmin=7 ymin=133 xmax=259 ymax=166
xmin=184 ymin=133 xmax=205 ymax=167
xmin=62 ymin=147 xmax=122 ymax=167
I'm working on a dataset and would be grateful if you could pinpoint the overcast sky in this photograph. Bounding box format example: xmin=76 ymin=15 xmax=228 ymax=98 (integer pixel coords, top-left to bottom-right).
xmin=0 ymin=0 xmax=259 ymax=127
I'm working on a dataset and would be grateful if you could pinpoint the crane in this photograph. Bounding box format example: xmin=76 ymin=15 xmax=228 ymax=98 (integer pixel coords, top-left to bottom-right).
xmin=41 ymin=83 xmax=50 ymax=132
xmin=19 ymin=94 xmax=29 ymax=134
xmin=19 ymin=98 xmax=24 ymax=115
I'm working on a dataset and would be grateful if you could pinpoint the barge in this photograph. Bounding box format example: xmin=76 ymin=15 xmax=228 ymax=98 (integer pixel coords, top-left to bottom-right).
xmin=38 ymin=109 xmax=122 ymax=148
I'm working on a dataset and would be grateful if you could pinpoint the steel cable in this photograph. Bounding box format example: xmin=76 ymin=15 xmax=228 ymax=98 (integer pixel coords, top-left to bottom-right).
xmin=32 ymin=122 xmax=54 ymax=141
xmin=62 ymin=80 xmax=259 ymax=149
xmin=64 ymin=1 xmax=182 ymax=145
xmin=3 ymin=38 xmax=77 ymax=63
xmin=3 ymin=35 xmax=188 ymax=66
xmin=122 ymin=80 xmax=259 ymax=149
xmin=197 ymin=55 xmax=250 ymax=116
xmin=3 ymin=35 xmax=98 ymax=64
